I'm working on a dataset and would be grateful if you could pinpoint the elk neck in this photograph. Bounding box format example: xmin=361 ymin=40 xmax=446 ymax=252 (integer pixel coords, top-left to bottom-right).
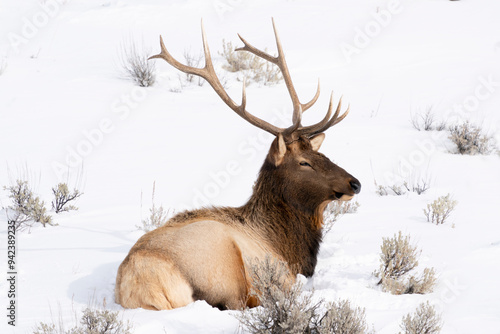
xmin=240 ymin=160 xmax=324 ymax=277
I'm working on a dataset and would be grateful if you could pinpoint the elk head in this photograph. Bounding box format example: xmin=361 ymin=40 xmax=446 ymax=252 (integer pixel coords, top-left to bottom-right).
xmin=264 ymin=133 xmax=360 ymax=216
xmin=150 ymin=18 xmax=361 ymax=216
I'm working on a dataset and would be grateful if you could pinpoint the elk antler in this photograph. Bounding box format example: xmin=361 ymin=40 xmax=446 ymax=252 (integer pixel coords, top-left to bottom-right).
xmin=235 ymin=19 xmax=320 ymax=133
xmin=149 ymin=18 xmax=349 ymax=141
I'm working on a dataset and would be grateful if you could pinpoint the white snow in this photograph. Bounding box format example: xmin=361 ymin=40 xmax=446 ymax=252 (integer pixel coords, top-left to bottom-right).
xmin=1 ymin=0 xmax=500 ymax=333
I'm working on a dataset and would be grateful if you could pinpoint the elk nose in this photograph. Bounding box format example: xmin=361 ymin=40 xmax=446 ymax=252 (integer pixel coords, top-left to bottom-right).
xmin=350 ymin=179 xmax=361 ymax=194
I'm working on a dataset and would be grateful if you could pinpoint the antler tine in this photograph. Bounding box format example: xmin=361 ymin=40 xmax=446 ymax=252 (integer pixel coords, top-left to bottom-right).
xmin=200 ymin=19 xmax=215 ymax=72
xmin=150 ymin=20 xmax=284 ymax=136
xmin=302 ymin=79 xmax=321 ymax=112
xmin=236 ymin=33 xmax=275 ymax=63
xmin=332 ymin=104 xmax=350 ymax=126
xmin=241 ymin=79 xmax=247 ymax=112
xmin=236 ymin=18 xmax=323 ymax=131
xmin=297 ymin=92 xmax=336 ymax=135
xmin=310 ymin=101 xmax=349 ymax=137
xmin=270 ymin=18 xmax=301 ymax=125
xmin=149 ymin=35 xmax=204 ymax=78
xmin=298 ymin=94 xmax=350 ymax=137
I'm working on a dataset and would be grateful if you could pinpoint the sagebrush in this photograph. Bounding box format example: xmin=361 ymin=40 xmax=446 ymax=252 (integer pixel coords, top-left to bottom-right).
xmin=423 ymin=194 xmax=457 ymax=225
xmin=4 ymin=179 xmax=53 ymax=231
xmin=375 ymin=174 xmax=430 ymax=197
xmin=375 ymin=232 xmax=437 ymax=295
xmin=33 ymin=306 xmax=132 ymax=334
xmin=448 ymin=121 xmax=494 ymax=155
xmin=238 ymin=256 xmax=369 ymax=334
xmin=119 ymin=38 xmax=156 ymax=87
xmin=400 ymin=302 xmax=442 ymax=334
xmin=410 ymin=107 xmax=446 ymax=132
xmin=376 ymin=232 xmax=419 ymax=282
xmin=375 ymin=183 xmax=414 ymax=196
xmin=169 ymin=48 xmax=227 ymax=92
xmin=238 ymin=256 xmax=317 ymax=334
xmin=319 ymin=299 xmax=369 ymax=334
xmin=323 ymin=200 xmax=360 ymax=235
xmin=380 ymin=267 xmax=437 ymax=295
xmin=219 ymin=39 xmax=282 ymax=85
xmin=180 ymin=49 xmax=205 ymax=87
xmin=137 ymin=182 xmax=171 ymax=232
xmin=52 ymin=183 xmax=83 ymax=213
xmin=409 ymin=179 xmax=431 ymax=195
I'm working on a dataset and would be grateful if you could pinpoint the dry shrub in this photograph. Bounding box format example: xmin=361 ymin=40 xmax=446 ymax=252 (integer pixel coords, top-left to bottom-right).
xmin=405 ymin=171 xmax=432 ymax=195
xmin=375 ymin=232 xmax=436 ymax=295
xmin=119 ymin=38 xmax=156 ymax=87
xmin=410 ymin=107 xmax=446 ymax=132
xmin=380 ymin=268 xmax=437 ymax=295
xmin=375 ymin=175 xmax=430 ymax=197
xmin=376 ymin=183 xmax=406 ymax=196
xmin=409 ymin=179 xmax=431 ymax=195
xmin=410 ymin=108 xmax=435 ymax=131
xmin=170 ymin=48 xmax=227 ymax=92
xmin=377 ymin=232 xmax=420 ymax=282
xmin=139 ymin=204 xmax=170 ymax=232
xmin=423 ymin=194 xmax=457 ymax=225
xmin=4 ymin=179 xmax=53 ymax=231
xmin=33 ymin=306 xmax=132 ymax=334
xmin=238 ymin=256 xmax=370 ymax=334
xmin=448 ymin=121 xmax=494 ymax=155
xmin=376 ymin=184 xmax=390 ymax=196
xmin=238 ymin=256 xmax=317 ymax=334
xmin=137 ymin=182 xmax=171 ymax=232
xmin=407 ymin=268 xmax=438 ymax=295
xmin=220 ymin=39 xmax=255 ymax=72
xmin=219 ymin=40 xmax=282 ymax=86
xmin=400 ymin=302 xmax=442 ymax=334
xmin=181 ymin=49 xmax=205 ymax=86
xmin=52 ymin=183 xmax=83 ymax=213
xmin=318 ymin=299 xmax=369 ymax=334
xmin=323 ymin=200 xmax=360 ymax=234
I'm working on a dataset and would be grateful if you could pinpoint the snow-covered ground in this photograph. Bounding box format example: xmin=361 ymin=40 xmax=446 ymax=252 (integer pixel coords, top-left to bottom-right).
xmin=1 ymin=0 xmax=500 ymax=333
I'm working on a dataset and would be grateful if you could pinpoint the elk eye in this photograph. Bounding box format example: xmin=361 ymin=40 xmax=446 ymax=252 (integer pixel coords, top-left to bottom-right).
xmin=300 ymin=161 xmax=312 ymax=168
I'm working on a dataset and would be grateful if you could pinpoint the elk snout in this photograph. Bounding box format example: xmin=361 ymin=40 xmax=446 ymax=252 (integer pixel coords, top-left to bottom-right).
xmin=349 ymin=178 xmax=361 ymax=194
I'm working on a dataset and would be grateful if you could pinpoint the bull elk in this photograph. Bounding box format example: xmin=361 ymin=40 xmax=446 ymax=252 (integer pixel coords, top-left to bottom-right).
xmin=115 ymin=19 xmax=361 ymax=311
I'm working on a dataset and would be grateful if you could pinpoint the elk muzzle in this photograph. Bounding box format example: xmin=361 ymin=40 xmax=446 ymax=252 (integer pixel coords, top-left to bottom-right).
xmin=334 ymin=177 xmax=361 ymax=201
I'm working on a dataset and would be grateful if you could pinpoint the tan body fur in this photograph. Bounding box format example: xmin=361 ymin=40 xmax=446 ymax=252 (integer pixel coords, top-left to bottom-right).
xmin=116 ymin=212 xmax=271 ymax=310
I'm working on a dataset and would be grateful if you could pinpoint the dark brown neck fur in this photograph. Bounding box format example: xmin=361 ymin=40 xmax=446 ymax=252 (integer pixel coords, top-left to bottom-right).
xmin=241 ymin=160 xmax=323 ymax=276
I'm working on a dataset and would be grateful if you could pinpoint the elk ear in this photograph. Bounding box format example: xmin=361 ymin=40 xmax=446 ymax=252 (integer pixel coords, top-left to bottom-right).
xmin=268 ymin=133 xmax=287 ymax=166
xmin=309 ymin=133 xmax=325 ymax=151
